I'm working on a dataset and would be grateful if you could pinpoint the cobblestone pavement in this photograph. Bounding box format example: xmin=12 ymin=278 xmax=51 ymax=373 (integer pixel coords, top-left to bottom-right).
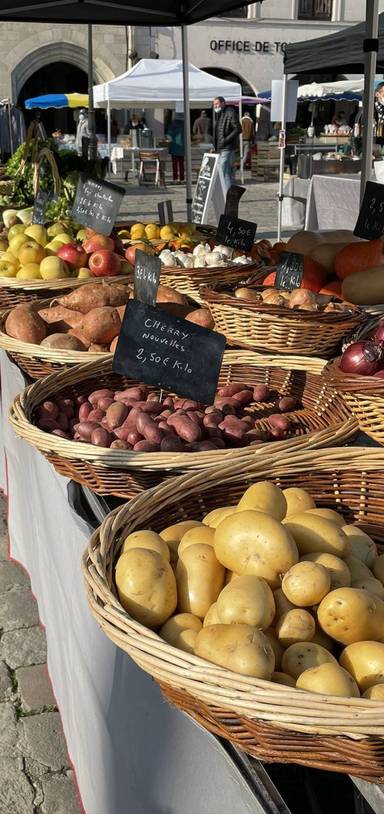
xmin=0 ymin=498 xmax=82 ymax=814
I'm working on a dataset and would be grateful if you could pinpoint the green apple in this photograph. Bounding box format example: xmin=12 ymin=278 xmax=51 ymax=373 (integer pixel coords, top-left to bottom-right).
xmin=40 ymin=256 xmax=69 ymax=280
xmin=24 ymin=224 xmax=48 ymax=246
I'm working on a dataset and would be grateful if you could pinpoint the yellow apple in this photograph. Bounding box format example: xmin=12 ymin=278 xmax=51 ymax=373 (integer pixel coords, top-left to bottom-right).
xmin=45 ymin=240 xmax=64 ymax=255
xmin=8 ymin=234 xmax=29 ymax=257
xmin=1 ymin=252 xmax=20 ymax=266
xmin=16 ymin=263 xmax=42 ymax=280
xmin=24 ymin=224 xmax=48 ymax=246
xmin=19 ymin=241 xmax=46 ymax=266
xmin=77 ymin=267 xmax=92 ymax=279
xmin=0 ymin=258 xmax=18 ymax=277
xmin=47 ymin=222 xmax=68 ymax=238
xmin=54 ymin=233 xmax=73 ymax=245
xmin=7 ymin=223 xmax=25 ymax=241
xmin=40 ymin=256 xmax=69 ymax=280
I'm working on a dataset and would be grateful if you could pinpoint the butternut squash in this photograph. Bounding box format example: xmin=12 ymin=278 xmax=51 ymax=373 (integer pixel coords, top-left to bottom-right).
xmin=342 ymin=266 xmax=384 ymax=305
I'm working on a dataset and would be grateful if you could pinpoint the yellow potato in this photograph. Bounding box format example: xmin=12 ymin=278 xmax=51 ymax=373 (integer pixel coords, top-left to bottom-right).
xmin=339 ymin=641 xmax=384 ymax=691
xmin=203 ymin=506 xmax=236 ymax=528
xmin=282 ymin=561 xmax=331 ymax=607
xmin=264 ymin=629 xmax=284 ymax=670
xmin=345 ymin=555 xmax=373 ymax=582
xmin=160 ymin=613 xmax=202 ymax=653
xmin=284 ymin=514 xmax=350 ymax=558
xmin=283 ymin=487 xmax=315 ymax=518
xmin=305 ymin=508 xmax=345 ymax=526
xmin=176 ymin=543 xmax=225 ymax=619
xmin=216 ymin=575 xmax=275 ymax=630
xmin=311 ymin=625 xmax=336 ymax=653
xmin=373 ymin=555 xmax=384 ymax=584
xmin=318 ymin=588 xmax=384 ymax=645
xmin=276 ymin=609 xmax=315 ymax=647
xmin=122 ymin=530 xmax=170 ymax=562
xmin=160 ymin=520 xmax=203 ymax=562
xmin=194 ymin=624 xmax=275 ymax=678
xmin=363 ymin=684 xmax=384 ymax=699
xmin=342 ymin=525 xmax=377 ymax=568
xmin=271 ymin=671 xmax=296 ymax=687
xmin=203 ymin=602 xmax=221 ymax=627
xmin=238 ymin=481 xmax=287 ymax=520
xmin=282 ymin=642 xmax=337 ymax=681
xmin=273 ymin=588 xmax=295 ymax=621
xmin=115 ymin=548 xmax=177 ymax=628
xmin=178 ymin=525 xmax=214 ymax=557
xmin=224 ymin=571 xmax=239 ymax=585
xmin=352 ymin=578 xmax=384 ymax=599
xmin=300 ymin=552 xmax=351 ymax=590
xmin=296 ymin=662 xmax=360 ymax=698
xmin=214 ymin=511 xmax=298 ymax=589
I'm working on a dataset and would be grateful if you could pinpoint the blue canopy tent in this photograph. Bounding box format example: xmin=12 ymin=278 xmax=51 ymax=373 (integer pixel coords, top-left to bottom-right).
xmin=25 ymin=93 xmax=89 ymax=110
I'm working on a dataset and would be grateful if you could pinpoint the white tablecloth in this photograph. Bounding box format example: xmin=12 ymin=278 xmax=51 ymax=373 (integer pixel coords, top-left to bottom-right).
xmin=283 ymin=177 xmax=310 ymax=229
xmin=305 ymin=174 xmax=361 ymax=231
xmin=0 ymin=352 xmax=261 ymax=814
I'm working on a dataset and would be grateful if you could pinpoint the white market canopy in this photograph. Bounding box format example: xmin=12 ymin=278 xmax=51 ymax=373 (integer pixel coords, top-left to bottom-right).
xmin=93 ymin=59 xmax=242 ymax=109
xmin=297 ymin=78 xmax=364 ymax=100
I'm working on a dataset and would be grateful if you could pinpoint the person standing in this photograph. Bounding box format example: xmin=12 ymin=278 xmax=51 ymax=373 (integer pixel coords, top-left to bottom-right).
xmin=193 ymin=110 xmax=211 ymax=142
xmin=241 ymin=111 xmax=254 ymax=170
xmin=167 ymin=113 xmax=185 ymax=184
xmin=212 ymin=96 xmax=242 ymax=191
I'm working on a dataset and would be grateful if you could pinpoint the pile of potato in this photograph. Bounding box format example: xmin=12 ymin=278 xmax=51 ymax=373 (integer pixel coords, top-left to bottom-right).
xmin=34 ymin=382 xmax=298 ymax=450
xmin=115 ymin=482 xmax=384 ymax=700
xmin=233 ymin=286 xmax=351 ymax=314
xmin=4 ymin=281 xmax=214 ymax=353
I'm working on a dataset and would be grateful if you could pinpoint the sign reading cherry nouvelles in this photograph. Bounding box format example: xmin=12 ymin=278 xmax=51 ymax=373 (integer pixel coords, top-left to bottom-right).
xmin=113 ymin=300 xmax=226 ymax=404
xmin=72 ymin=174 xmax=125 ymax=236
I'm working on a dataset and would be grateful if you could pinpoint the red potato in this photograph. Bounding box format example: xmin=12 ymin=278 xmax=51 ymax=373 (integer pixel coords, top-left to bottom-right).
xmin=268 ymin=414 xmax=290 ymax=432
xmin=269 ymin=427 xmax=288 ymax=441
xmin=278 ymin=396 xmax=297 ymax=413
xmin=115 ymin=387 xmax=146 ymax=402
xmin=111 ymin=439 xmax=130 ymax=450
xmin=160 ymin=409 xmax=173 ymax=420
xmin=112 ymin=427 xmax=131 ymax=442
xmin=97 ymin=397 xmax=115 ymax=412
xmin=181 ymin=399 xmax=202 ymax=411
xmin=78 ymin=402 xmax=93 ymax=422
xmin=56 ymin=413 xmax=69 ymax=432
xmin=187 ymin=440 xmax=219 ymax=452
xmin=186 ymin=411 xmax=204 ymax=426
xmin=89 ymin=389 xmax=114 ymax=407
xmin=106 ymin=402 xmax=129 ymax=430
xmin=87 ymin=409 xmax=105 ymax=423
xmin=91 ymin=428 xmax=113 ymax=447
xmin=232 ymin=390 xmax=254 ymax=406
xmin=209 ymin=438 xmax=226 ymax=449
xmin=157 ymin=421 xmax=176 ymax=434
xmin=37 ymin=401 xmax=59 ymax=421
xmin=127 ymin=430 xmax=143 ymax=446
xmin=160 ymin=436 xmax=186 ymax=452
xmin=136 ymin=412 xmax=163 ymax=444
xmin=76 ymin=421 xmax=101 ymax=441
xmin=70 ymin=419 xmax=79 ymax=433
xmin=57 ymin=398 xmax=74 ymax=418
xmin=217 ymin=383 xmax=246 ymax=397
xmin=244 ymin=429 xmax=267 ymax=444
xmin=52 ymin=429 xmax=70 ymax=439
xmin=134 ymin=401 xmax=162 ymax=415
xmin=241 ymin=415 xmax=254 ymax=428
xmin=174 ymin=399 xmax=186 ymax=410
xmin=76 ymin=395 xmax=89 ymax=406
xmin=204 ymin=427 xmax=224 ymax=440
xmin=133 ymin=441 xmax=160 ymax=452
xmin=253 ymin=384 xmax=270 ymax=402
xmin=162 ymin=397 xmax=174 ymax=410
xmin=147 ymin=392 xmax=160 ymax=402
xmin=214 ymin=397 xmax=238 ymax=413
xmin=167 ymin=414 xmax=202 ymax=443
xmin=37 ymin=418 xmax=59 ymax=432
xmin=203 ymin=411 xmax=222 ymax=428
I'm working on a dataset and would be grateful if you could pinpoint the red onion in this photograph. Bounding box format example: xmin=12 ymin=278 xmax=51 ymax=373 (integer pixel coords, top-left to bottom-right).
xmin=374 ymin=369 xmax=384 ymax=378
xmin=374 ymin=321 xmax=384 ymax=345
xmin=339 ymin=341 xmax=382 ymax=376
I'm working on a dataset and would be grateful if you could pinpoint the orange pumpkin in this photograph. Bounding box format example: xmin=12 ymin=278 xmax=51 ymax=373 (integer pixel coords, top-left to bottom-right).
xmin=335 ymin=239 xmax=384 ymax=280
xmin=319 ymin=280 xmax=342 ymax=298
xmin=263 ymin=258 xmax=327 ymax=293
xmin=272 ymin=242 xmax=286 ymax=256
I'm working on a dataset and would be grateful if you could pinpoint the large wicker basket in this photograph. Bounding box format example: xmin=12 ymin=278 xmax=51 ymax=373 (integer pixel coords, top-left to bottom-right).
xmin=201 ymin=284 xmax=365 ymax=357
xmin=159 ymin=262 xmax=265 ymax=305
xmin=82 ymin=446 xmax=384 ymax=782
xmin=0 ymin=272 xmax=132 ymax=311
xmin=325 ymin=358 xmax=384 ymax=445
xmin=8 ymin=352 xmax=356 ymax=498
xmin=0 ymin=298 xmax=115 ymax=379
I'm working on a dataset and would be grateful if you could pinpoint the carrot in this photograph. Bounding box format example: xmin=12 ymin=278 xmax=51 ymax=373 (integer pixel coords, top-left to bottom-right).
xmin=38 ymin=305 xmax=81 ymax=327
xmin=335 ymin=239 xmax=384 ymax=280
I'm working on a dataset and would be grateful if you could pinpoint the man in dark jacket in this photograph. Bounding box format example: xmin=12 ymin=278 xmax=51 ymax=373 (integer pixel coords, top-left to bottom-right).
xmin=213 ymin=96 xmax=242 ymax=190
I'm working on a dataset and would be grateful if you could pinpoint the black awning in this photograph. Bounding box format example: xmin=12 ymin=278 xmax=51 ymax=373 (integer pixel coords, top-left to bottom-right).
xmin=284 ymin=15 xmax=384 ymax=76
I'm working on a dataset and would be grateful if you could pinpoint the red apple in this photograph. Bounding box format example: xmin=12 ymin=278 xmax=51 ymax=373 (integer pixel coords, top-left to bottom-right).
xmin=83 ymin=233 xmax=114 ymax=253
xmin=89 ymin=250 xmax=121 ymax=277
xmin=124 ymin=243 xmax=152 ymax=267
xmin=57 ymin=242 xmax=88 ymax=269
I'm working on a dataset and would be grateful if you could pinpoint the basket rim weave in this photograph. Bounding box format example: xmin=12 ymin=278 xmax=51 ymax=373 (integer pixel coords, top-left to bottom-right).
xmin=8 ymin=351 xmax=356 ymax=472
xmin=0 ymin=272 xmax=132 ymax=292
xmin=82 ymin=445 xmax=384 ymax=740
xmin=325 ymin=357 xmax=384 ymax=394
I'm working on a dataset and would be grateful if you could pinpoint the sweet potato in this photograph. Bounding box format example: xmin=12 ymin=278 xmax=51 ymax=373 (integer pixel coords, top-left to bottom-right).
xmin=156 ymin=285 xmax=187 ymax=305
xmin=88 ymin=343 xmax=109 ymax=353
xmin=185 ymin=309 xmax=215 ymax=329
xmin=6 ymin=306 xmax=46 ymax=344
xmin=40 ymin=334 xmax=86 ymax=351
xmin=110 ymin=336 xmax=119 ymax=353
xmin=77 ymin=307 xmax=121 ymax=344
xmin=68 ymin=328 xmax=91 ymax=350
xmin=38 ymin=306 xmax=81 ymax=328
xmin=106 ymin=284 xmax=131 ymax=308
xmin=56 ymin=283 xmax=110 ymax=313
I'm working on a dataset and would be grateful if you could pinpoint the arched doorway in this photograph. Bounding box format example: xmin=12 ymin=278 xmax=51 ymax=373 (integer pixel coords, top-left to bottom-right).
xmin=201 ymin=66 xmax=255 ymax=98
xmin=18 ymin=62 xmax=89 ymax=136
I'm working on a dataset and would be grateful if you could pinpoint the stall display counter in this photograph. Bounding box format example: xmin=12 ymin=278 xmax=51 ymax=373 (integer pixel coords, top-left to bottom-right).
xmin=305 ymin=174 xmax=360 ymax=230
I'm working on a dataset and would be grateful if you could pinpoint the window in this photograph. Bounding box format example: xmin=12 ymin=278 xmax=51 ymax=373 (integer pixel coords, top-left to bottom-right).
xmin=298 ymin=0 xmax=332 ymax=20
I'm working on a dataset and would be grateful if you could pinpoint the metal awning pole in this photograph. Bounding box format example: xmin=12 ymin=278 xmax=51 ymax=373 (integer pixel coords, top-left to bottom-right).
xmin=361 ymin=0 xmax=379 ymax=203
xmin=87 ymin=24 xmax=97 ymax=161
xmin=107 ymin=98 xmax=111 ymax=178
xmin=239 ymin=95 xmax=244 ymax=184
xmin=181 ymin=25 xmax=192 ymax=221
xmin=277 ymin=73 xmax=288 ymax=242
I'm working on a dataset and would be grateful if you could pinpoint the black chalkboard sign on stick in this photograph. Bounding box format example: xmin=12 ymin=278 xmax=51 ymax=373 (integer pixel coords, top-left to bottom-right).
xmin=354 ymin=181 xmax=384 ymax=240
xmin=71 ymin=174 xmax=125 ymax=236
xmin=113 ymin=300 xmax=226 ymax=404
xmin=32 ymin=191 xmax=58 ymax=225
xmin=275 ymin=251 xmax=304 ymax=291
xmin=224 ymin=185 xmax=245 ymax=218
xmin=216 ymin=214 xmax=257 ymax=253
xmin=134 ymin=250 xmax=161 ymax=307
xmin=158 ymin=200 xmax=174 ymax=226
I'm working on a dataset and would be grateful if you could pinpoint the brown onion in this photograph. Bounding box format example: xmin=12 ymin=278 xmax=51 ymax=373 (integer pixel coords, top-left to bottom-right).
xmin=339 ymin=341 xmax=382 ymax=376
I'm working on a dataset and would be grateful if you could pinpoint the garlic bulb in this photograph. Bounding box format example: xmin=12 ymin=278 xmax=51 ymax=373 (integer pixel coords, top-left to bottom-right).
xmin=180 ymin=255 xmax=194 ymax=268
xmin=215 ymin=244 xmax=234 ymax=259
xmin=193 ymin=242 xmax=210 ymax=257
xmin=205 ymin=251 xmax=223 ymax=266
xmin=194 ymin=255 xmax=206 ymax=268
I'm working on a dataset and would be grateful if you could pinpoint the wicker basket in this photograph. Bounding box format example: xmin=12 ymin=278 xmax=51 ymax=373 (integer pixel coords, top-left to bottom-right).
xmin=342 ymin=313 xmax=383 ymax=351
xmin=0 ymin=271 xmax=133 ymax=312
xmin=159 ymin=262 xmax=266 ymax=305
xmin=201 ymin=284 xmax=365 ymax=357
xmin=325 ymin=358 xmax=384 ymax=445
xmin=82 ymin=446 xmax=384 ymax=781
xmin=0 ymin=299 xmax=114 ymax=379
xmin=8 ymin=352 xmax=356 ymax=498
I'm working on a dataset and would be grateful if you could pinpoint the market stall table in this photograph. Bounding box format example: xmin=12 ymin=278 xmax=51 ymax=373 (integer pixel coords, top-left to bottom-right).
xmin=0 ymin=350 xmax=272 ymax=814
xmin=110 ymin=145 xmax=168 ymax=179
xmin=305 ymin=174 xmax=361 ymax=231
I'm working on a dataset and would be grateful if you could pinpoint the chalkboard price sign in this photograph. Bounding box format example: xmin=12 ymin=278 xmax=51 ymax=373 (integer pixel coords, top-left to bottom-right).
xmin=354 ymin=181 xmax=384 ymax=240
xmin=158 ymin=200 xmax=174 ymax=226
xmin=191 ymin=153 xmax=217 ymax=224
xmin=224 ymin=185 xmax=245 ymax=218
xmin=71 ymin=174 xmax=125 ymax=235
xmin=216 ymin=214 xmax=257 ymax=252
xmin=32 ymin=190 xmax=57 ymax=225
xmin=113 ymin=300 xmax=226 ymax=404
xmin=275 ymin=251 xmax=304 ymax=291
xmin=134 ymin=250 xmax=161 ymax=306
